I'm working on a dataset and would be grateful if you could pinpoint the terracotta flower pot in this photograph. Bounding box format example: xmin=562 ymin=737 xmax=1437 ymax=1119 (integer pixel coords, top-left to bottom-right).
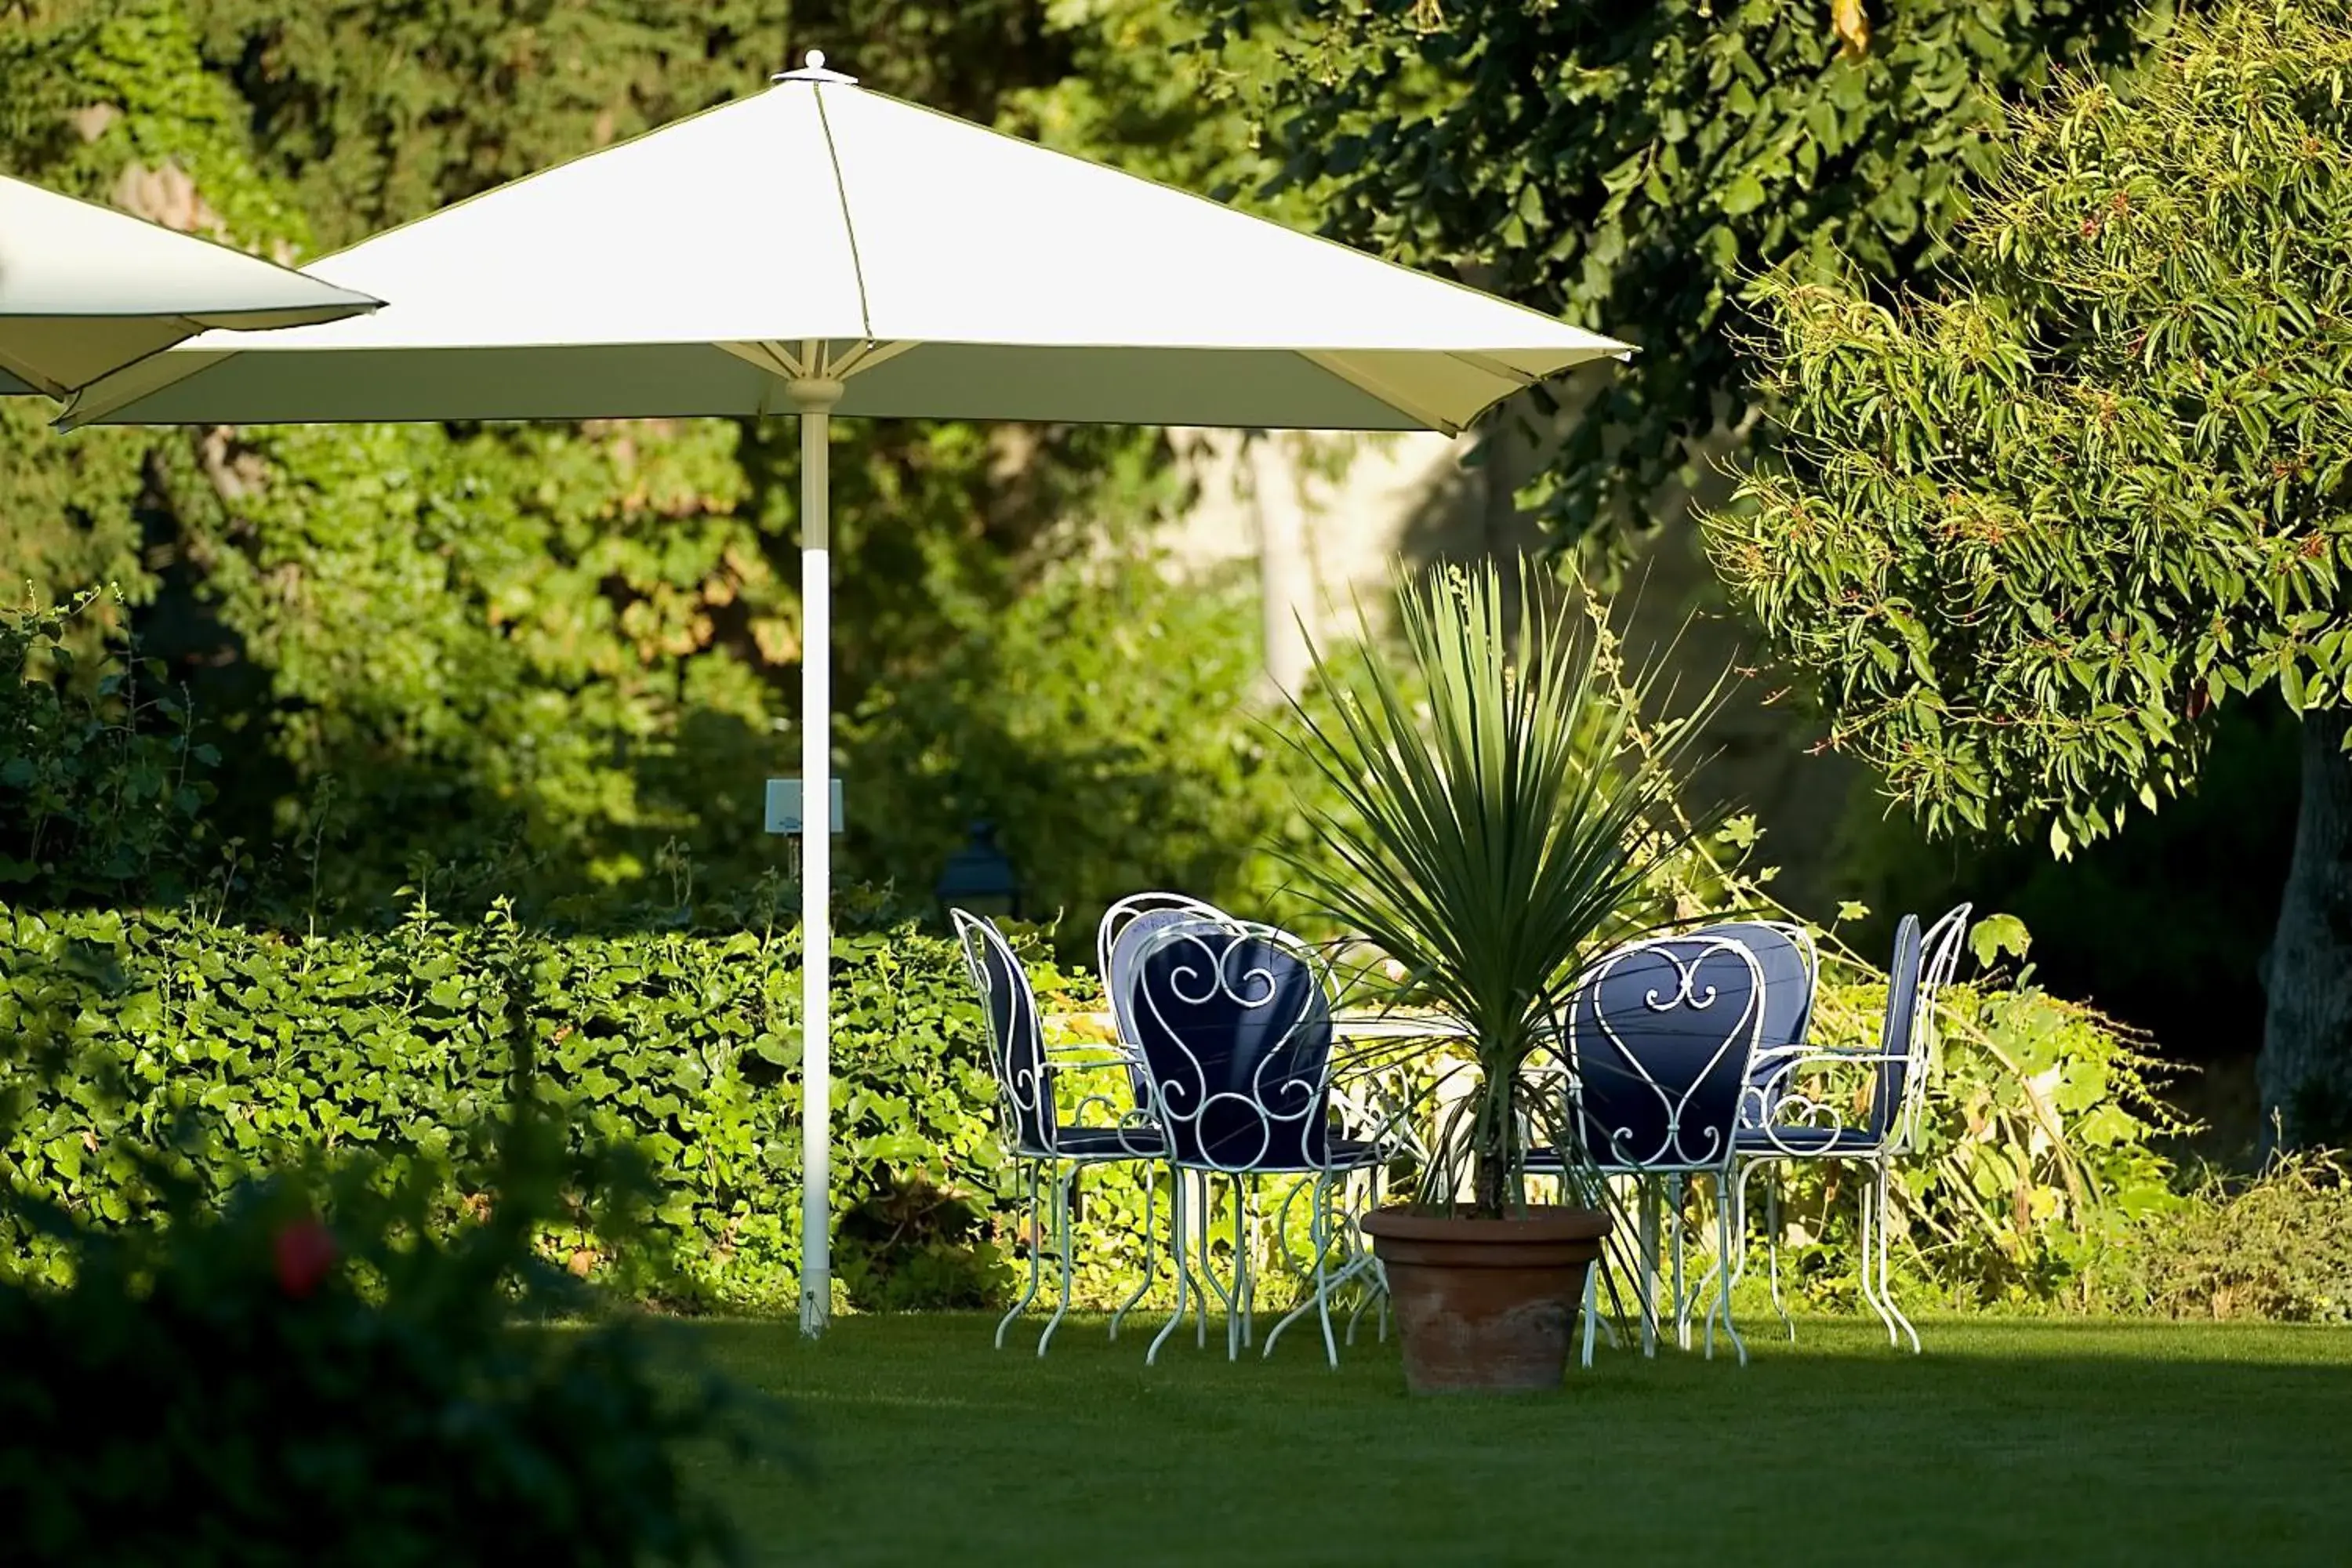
xmin=1360 ymin=1205 xmax=1612 ymax=1394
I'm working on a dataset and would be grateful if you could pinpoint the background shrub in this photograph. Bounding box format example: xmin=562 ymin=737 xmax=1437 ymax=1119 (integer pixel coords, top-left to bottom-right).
xmin=0 ymin=592 xmax=217 ymax=908
xmin=2085 ymin=1152 xmax=2352 ymax=1323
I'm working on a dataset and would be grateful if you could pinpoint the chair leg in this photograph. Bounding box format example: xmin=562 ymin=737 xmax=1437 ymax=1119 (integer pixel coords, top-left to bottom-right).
xmin=1228 ymin=1179 xmax=1247 ymax=1362
xmin=1856 ymin=1166 xmax=1898 ymax=1346
xmin=1878 ymin=1161 xmax=1921 ymax=1353
xmin=1108 ymin=1164 xmax=1157 ymax=1341
xmin=1669 ymin=1172 xmax=1691 ymax=1352
xmin=1242 ymin=1177 xmax=1260 ymax=1353
xmin=1639 ymin=1178 xmax=1661 ymax=1359
xmin=1149 ymin=1170 xmax=1190 ymax=1366
xmin=1312 ymin=1176 xmax=1338 ymax=1368
xmin=1196 ymin=1172 xmax=1229 ymax=1350
xmin=1709 ymin=1172 xmax=1747 ymax=1366
xmin=1581 ymin=1260 xmax=1599 ymax=1369
xmin=1764 ymin=1168 xmax=1794 ymax=1341
xmin=997 ymin=1163 xmax=1044 ymax=1351
xmin=1037 ymin=1165 xmax=1078 ymax=1356
xmin=1264 ymin=1174 xmax=1345 ymax=1368
xmin=1343 ymin=1167 xmax=1384 ymax=1348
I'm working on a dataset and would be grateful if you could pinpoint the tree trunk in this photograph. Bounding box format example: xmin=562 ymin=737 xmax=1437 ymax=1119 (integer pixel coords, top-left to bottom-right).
xmin=2257 ymin=706 xmax=2352 ymax=1154
xmin=1251 ymin=435 xmax=1316 ymax=703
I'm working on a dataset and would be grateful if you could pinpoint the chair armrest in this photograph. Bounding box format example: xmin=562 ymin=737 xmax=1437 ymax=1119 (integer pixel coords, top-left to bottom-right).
xmin=1065 ymin=1091 xmax=1160 ymax=1138
xmin=1741 ymin=1049 xmax=1904 ymax=1142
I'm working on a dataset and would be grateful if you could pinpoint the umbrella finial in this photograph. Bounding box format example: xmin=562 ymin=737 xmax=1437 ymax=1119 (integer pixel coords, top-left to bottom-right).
xmin=773 ymin=49 xmax=858 ymax=85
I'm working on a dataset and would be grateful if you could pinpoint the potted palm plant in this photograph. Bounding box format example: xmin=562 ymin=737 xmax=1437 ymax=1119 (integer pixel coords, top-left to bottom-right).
xmin=1283 ymin=561 xmax=1720 ymax=1392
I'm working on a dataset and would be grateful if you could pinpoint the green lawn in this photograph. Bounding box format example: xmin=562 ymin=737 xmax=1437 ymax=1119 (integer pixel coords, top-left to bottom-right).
xmin=692 ymin=1312 xmax=2352 ymax=1566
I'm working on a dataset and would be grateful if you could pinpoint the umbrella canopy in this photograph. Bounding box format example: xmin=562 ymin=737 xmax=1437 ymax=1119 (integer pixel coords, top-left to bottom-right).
xmin=63 ymin=53 xmax=1634 ymax=1338
xmin=62 ymin=54 xmax=1625 ymax=430
xmin=0 ymin=174 xmax=379 ymax=398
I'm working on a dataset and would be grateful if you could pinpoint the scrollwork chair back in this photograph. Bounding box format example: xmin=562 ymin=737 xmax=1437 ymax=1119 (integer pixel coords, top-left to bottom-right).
xmin=1131 ymin=919 xmax=1339 ymax=1174
xmin=1567 ymin=935 xmax=1767 ymax=1173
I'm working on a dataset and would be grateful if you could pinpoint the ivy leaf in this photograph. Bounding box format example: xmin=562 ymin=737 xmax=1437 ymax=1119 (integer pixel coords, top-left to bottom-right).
xmin=1969 ymin=913 xmax=2032 ymax=968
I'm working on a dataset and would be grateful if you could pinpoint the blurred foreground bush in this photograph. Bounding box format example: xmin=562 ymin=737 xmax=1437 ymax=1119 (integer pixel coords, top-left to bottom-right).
xmin=0 ymin=1111 xmax=776 ymax=1565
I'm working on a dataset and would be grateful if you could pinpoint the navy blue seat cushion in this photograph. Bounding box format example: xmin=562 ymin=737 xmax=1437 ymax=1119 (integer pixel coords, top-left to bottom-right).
xmin=1701 ymin=922 xmax=1814 ymax=1127
xmin=1870 ymin=915 xmax=1926 ymax=1135
xmin=971 ymin=919 xmax=1057 ymax=1154
xmin=964 ymin=913 xmax=1164 ymax=1164
xmin=1020 ymin=1124 xmax=1168 ymax=1160
xmin=1105 ymin=905 xmax=1216 ymax=1103
xmin=1750 ymin=912 xmax=1929 ymax=1161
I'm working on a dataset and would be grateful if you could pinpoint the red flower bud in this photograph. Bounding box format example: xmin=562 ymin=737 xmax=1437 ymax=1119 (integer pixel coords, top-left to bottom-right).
xmin=273 ymin=1217 xmax=338 ymax=1300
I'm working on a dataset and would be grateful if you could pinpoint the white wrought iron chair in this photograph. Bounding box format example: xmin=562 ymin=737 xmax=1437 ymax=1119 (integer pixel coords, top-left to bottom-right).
xmin=1686 ymin=920 xmax=1819 ymax=1338
xmin=951 ymin=909 xmax=1169 ymax=1355
xmin=1124 ymin=914 xmax=1399 ymax=1367
xmin=1732 ymin=905 xmax=1971 ymax=1352
xmin=1529 ymin=932 xmax=1769 ymax=1367
xmin=1094 ymin=891 xmax=1243 ymax=1341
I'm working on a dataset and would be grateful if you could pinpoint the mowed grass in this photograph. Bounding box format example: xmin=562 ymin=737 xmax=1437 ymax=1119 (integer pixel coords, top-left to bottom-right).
xmin=689 ymin=1312 xmax=2352 ymax=1567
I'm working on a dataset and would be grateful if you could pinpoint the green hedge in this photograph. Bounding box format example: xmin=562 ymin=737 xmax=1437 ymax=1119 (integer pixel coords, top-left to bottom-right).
xmin=0 ymin=900 xmax=1082 ymax=1312
xmin=5 ymin=897 xmax=2304 ymax=1322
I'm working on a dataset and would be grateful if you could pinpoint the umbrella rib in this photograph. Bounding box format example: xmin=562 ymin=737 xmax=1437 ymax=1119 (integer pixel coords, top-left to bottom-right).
xmin=1449 ymin=350 xmax=1543 ymax=387
xmin=811 ymin=85 xmax=875 ymax=347
xmin=1294 ymin=349 xmax=1465 ymax=435
xmin=56 ymin=347 xmax=233 ymax=429
xmin=0 ymin=343 xmax=67 ymax=399
xmin=827 ymin=338 xmax=916 ymax=379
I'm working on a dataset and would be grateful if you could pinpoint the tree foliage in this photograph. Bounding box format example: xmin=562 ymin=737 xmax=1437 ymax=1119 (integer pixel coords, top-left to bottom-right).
xmin=1704 ymin=0 xmax=2352 ymax=1143
xmin=1196 ymin=0 xmax=2161 ymax=555
xmin=0 ymin=0 xmax=1319 ymax=923
xmin=1704 ymin=1 xmax=2352 ymax=853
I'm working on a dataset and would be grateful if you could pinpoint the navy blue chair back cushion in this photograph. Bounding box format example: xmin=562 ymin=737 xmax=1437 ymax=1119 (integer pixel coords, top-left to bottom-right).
xmin=1567 ymin=937 xmax=1763 ymax=1171
xmin=956 ymin=914 xmax=1056 ymax=1156
xmin=1131 ymin=923 xmax=1335 ymax=1172
xmin=1703 ymin=921 xmax=1813 ymax=1128
xmin=1106 ymin=906 xmax=1214 ymax=1103
xmin=1870 ymin=915 xmax=1926 ymax=1136
xmin=1706 ymin=922 xmax=1813 ymax=1053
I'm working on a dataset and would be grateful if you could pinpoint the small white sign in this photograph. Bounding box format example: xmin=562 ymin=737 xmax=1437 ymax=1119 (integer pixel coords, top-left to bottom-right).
xmin=765 ymin=778 xmax=846 ymax=835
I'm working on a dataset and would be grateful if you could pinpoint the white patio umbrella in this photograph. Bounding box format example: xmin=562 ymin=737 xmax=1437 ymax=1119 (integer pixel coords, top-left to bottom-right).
xmin=0 ymin=173 xmax=379 ymax=397
xmin=64 ymin=53 xmax=1633 ymax=1336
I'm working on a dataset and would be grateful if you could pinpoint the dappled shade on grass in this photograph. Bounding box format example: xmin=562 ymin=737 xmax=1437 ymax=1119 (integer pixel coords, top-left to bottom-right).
xmin=693 ymin=1314 xmax=2352 ymax=1567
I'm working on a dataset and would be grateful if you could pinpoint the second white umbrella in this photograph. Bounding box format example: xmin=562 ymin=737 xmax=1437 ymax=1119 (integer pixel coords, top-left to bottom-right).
xmin=0 ymin=173 xmax=377 ymax=397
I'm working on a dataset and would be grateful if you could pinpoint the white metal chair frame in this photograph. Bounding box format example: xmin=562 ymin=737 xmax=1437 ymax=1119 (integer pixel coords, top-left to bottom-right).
xmin=1124 ymin=916 xmax=1406 ymax=1369
xmin=951 ymin=909 xmax=1168 ymax=1356
xmin=1554 ymin=933 xmax=1769 ymax=1370
xmin=1095 ymin=892 xmax=1244 ymax=1346
xmin=1731 ymin=906 xmax=1971 ymax=1352
xmin=1685 ymin=919 xmax=1819 ymax=1335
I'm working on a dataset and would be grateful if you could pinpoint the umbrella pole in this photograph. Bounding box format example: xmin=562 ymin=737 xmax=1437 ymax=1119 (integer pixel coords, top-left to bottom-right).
xmin=793 ymin=374 xmax=844 ymax=1337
